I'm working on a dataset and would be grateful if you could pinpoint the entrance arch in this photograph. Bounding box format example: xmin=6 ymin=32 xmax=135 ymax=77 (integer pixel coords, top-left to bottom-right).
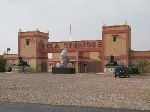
xmin=18 ymin=30 xmax=102 ymax=73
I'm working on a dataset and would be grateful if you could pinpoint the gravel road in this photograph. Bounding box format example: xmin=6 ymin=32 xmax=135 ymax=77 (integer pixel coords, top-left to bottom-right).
xmin=0 ymin=73 xmax=150 ymax=111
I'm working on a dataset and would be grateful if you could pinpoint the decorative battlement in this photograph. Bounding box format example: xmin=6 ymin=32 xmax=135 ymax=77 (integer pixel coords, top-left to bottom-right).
xmin=19 ymin=31 xmax=49 ymax=38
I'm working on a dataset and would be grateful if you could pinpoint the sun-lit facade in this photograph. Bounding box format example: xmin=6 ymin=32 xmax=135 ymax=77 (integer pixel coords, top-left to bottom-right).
xmin=1 ymin=24 xmax=150 ymax=73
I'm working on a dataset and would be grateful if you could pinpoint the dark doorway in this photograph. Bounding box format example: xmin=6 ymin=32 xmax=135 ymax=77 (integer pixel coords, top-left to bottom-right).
xmin=79 ymin=61 xmax=101 ymax=73
xmin=42 ymin=62 xmax=47 ymax=72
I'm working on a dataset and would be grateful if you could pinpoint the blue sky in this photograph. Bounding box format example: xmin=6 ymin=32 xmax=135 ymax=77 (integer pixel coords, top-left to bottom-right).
xmin=0 ymin=0 xmax=150 ymax=54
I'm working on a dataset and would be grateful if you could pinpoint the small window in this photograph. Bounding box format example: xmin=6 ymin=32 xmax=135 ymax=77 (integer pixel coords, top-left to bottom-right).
xmin=26 ymin=40 xmax=30 ymax=45
xmin=113 ymin=36 xmax=116 ymax=42
xmin=112 ymin=35 xmax=118 ymax=42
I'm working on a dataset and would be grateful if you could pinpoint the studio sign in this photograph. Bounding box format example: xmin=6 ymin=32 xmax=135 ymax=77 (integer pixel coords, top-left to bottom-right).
xmin=64 ymin=42 xmax=97 ymax=48
xmin=39 ymin=41 xmax=99 ymax=49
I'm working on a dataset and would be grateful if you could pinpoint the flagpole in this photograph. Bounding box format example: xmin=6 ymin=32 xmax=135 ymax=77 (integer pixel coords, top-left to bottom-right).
xmin=69 ymin=25 xmax=72 ymax=41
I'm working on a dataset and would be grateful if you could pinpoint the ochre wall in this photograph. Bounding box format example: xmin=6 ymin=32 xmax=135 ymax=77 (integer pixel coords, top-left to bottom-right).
xmin=3 ymin=54 xmax=18 ymax=59
xmin=52 ymin=53 xmax=60 ymax=60
xmin=19 ymin=38 xmax=36 ymax=57
xmin=52 ymin=52 xmax=77 ymax=61
xmin=130 ymin=51 xmax=150 ymax=57
xmin=102 ymin=25 xmax=131 ymax=71
xmin=36 ymin=37 xmax=48 ymax=58
xmin=3 ymin=54 xmax=18 ymax=70
xmin=103 ymin=33 xmax=127 ymax=56
xmin=90 ymin=52 xmax=100 ymax=60
xmin=27 ymin=59 xmax=37 ymax=72
xmin=36 ymin=59 xmax=48 ymax=72
xmin=19 ymin=31 xmax=49 ymax=72
xmin=130 ymin=51 xmax=150 ymax=72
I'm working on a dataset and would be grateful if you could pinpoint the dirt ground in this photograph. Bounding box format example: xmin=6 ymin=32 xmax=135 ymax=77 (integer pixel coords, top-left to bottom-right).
xmin=0 ymin=73 xmax=150 ymax=110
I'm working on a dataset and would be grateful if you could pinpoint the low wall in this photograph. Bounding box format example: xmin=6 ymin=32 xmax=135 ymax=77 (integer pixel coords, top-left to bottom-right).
xmin=11 ymin=65 xmax=31 ymax=73
xmin=104 ymin=66 xmax=115 ymax=74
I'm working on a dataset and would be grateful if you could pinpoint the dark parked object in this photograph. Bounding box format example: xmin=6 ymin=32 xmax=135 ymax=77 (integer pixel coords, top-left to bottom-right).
xmin=52 ymin=67 xmax=75 ymax=74
xmin=115 ymin=65 xmax=130 ymax=78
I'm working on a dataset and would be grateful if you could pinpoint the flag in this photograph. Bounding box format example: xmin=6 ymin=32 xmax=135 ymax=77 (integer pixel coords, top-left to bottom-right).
xmin=7 ymin=48 xmax=11 ymax=51
xmin=6 ymin=48 xmax=11 ymax=54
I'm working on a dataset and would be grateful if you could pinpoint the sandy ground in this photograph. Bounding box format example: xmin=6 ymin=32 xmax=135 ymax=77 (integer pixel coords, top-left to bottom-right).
xmin=0 ymin=73 xmax=150 ymax=110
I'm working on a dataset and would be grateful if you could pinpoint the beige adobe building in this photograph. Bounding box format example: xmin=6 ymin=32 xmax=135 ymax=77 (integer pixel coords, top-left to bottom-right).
xmin=1 ymin=24 xmax=150 ymax=73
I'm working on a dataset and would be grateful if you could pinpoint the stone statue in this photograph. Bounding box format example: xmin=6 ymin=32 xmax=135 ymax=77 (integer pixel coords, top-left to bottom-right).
xmin=18 ymin=57 xmax=29 ymax=66
xmin=10 ymin=57 xmax=30 ymax=73
xmin=106 ymin=55 xmax=117 ymax=66
xmin=56 ymin=46 xmax=72 ymax=68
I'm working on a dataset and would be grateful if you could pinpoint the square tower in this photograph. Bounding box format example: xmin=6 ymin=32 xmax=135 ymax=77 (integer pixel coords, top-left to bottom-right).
xmin=102 ymin=25 xmax=131 ymax=71
xmin=18 ymin=29 xmax=49 ymax=72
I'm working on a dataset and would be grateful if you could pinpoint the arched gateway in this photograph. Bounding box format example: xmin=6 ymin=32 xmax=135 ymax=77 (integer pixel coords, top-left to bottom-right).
xmin=18 ymin=30 xmax=102 ymax=73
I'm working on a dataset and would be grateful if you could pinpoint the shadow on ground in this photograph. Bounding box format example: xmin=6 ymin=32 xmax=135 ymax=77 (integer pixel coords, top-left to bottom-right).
xmin=0 ymin=101 xmax=149 ymax=112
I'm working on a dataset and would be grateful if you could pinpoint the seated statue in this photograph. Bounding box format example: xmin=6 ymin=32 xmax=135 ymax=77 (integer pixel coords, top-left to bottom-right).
xmin=18 ymin=57 xmax=29 ymax=66
xmin=106 ymin=55 xmax=117 ymax=66
xmin=55 ymin=46 xmax=73 ymax=68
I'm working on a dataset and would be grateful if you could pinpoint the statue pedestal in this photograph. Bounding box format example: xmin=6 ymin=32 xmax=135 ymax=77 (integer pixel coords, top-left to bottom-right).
xmin=104 ymin=66 xmax=115 ymax=74
xmin=11 ymin=65 xmax=31 ymax=73
xmin=52 ymin=67 xmax=75 ymax=74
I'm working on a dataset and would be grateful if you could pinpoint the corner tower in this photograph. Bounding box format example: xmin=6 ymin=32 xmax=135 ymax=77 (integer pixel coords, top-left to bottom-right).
xmin=18 ymin=29 xmax=49 ymax=72
xmin=102 ymin=25 xmax=131 ymax=71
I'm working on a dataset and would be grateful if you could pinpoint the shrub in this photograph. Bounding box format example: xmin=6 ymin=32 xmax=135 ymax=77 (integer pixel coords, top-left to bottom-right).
xmin=128 ymin=64 xmax=139 ymax=74
xmin=0 ymin=59 xmax=6 ymax=72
